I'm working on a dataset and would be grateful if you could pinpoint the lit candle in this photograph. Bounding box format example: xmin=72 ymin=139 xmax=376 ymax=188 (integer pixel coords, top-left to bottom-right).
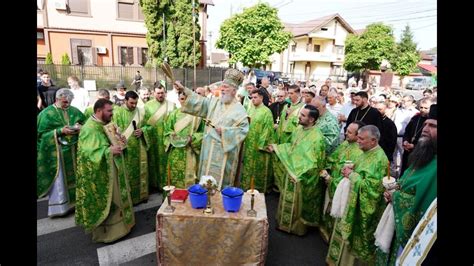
xmin=387 ymin=162 xmax=391 ymax=180
xmin=167 ymin=164 xmax=171 ymax=187
xmin=250 ymin=176 xmax=254 ymax=192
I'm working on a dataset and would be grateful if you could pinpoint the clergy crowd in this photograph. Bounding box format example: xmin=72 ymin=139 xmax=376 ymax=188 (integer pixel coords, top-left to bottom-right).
xmin=37 ymin=68 xmax=437 ymax=265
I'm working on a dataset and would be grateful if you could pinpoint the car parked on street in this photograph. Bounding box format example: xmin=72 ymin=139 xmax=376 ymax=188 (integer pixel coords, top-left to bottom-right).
xmin=405 ymin=76 xmax=433 ymax=90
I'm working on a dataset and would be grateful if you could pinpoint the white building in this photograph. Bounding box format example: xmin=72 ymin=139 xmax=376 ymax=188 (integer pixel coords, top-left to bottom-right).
xmin=268 ymin=13 xmax=356 ymax=83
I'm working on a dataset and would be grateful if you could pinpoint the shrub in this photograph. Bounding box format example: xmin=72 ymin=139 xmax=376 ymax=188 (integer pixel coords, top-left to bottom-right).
xmin=45 ymin=52 xmax=53 ymax=65
xmin=61 ymin=53 xmax=71 ymax=65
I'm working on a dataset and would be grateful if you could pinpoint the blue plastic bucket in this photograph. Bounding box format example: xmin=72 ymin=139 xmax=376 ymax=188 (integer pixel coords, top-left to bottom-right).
xmin=221 ymin=187 xmax=244 ymax=212
xmin=188 ymin=184 xmax=208 ymax=209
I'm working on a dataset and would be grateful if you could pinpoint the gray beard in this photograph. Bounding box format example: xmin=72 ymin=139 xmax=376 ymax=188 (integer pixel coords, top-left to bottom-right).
xmin=221 ymin=94 xmax=233 ymax=104
xmin=408 ymin=136 xmax=437 ymax=170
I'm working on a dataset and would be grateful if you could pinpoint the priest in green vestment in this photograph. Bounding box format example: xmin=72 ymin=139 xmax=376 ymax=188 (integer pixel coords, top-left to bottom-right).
xmin=275 ymin=85 xmax=304 ymax=144
xmin=37 ymin=88 xmax=85 ymax=217
xmin=241 ymin=89 xmax=275 ymax=193
xmin=75 ymin=99 xmax=135 ymax=243
xmin=164 ymin=94 xmax=204 ymax=189
xmin=311 ymin=96 xmax=341 ymax=155
xmin=268 ymin=105 xmax=326 ymax=236
xmin=83 ymin=89 xmax=110 ymax=120
xmin=327 ymin=125 xmax=388 ymax=266
xmin=173 ymin=69 xmax=249 ymax=189
xmin=273 ymin=85 xmax=305 ymax=191
xmin=112 ymin=91 xmax=150 ymax=205
xmin=319 ymin=121 xmax=365 ymax=243
xmin=143 ymin=85 xmax=176 ymax=190
xmin=375 ymin=105 xmax=437 ymax=266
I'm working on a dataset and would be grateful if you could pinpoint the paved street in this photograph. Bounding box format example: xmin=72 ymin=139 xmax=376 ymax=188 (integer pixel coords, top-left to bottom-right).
xmin=37 ymin=191 xmax=328 ymax=265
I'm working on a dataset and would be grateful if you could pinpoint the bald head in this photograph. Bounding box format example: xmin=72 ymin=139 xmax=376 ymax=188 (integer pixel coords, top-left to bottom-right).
xmin=195 ymin=87 xmax=206 ymax=96
xmin=310 ymin=96 xmax=327 ymax=113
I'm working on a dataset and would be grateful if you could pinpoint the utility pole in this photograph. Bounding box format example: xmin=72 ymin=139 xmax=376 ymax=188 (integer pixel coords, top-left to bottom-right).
xmin=192 ymin=0 xmax=197 ymax=89
xmin=163 ymin=13 xmax=166 ymax=62
xmin=208 ymin=31 xmax=212 ymax=65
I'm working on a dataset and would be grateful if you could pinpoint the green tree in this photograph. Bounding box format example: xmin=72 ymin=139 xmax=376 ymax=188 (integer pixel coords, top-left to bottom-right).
xmin=174 ymin=0 xmax=201 ymax=67
xmin=140 ymin=0 xmax=172 ymax=66
xmin=165 ymin=22 xmax=179 ymax=66
xmin=216 ymin=3 xmax=292 ymax=68
xmin=140 ymin=0 xmax=200 ymax=68
xmin=45 ymin=52 xmax=54 ymax=64
xmin=344 ymin=23 xmax=396 ymax=88
xmin=398 ymin=24 xmax=417 ymax=52
xmin=391 ymin=25 xmax=420 ymax=87
xmin=61 ymin=53 xmax=71 ymax=65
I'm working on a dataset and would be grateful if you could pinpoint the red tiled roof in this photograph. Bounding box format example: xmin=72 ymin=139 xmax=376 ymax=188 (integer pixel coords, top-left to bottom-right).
xmin=418 ymin=63 xmax=437 ymax=73
xmin=284 ymin=13 xmax=356 ymax=37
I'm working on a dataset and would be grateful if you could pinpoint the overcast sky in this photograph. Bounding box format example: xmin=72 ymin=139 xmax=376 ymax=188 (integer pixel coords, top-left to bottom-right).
xmin=206 ymin=0 xmax=436 ymax=52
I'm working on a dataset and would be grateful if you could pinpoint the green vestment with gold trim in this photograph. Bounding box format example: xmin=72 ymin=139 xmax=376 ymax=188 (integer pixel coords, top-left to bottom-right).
xmin=272 ymin=124 xmax=326 ymax=236
xmin=75 ymin=117 xmax=135 ymax=243
xmin=375 ymin=156 xmax=437 ymax=266
xmin=327 ymin=145 xmax=388 ymax=265
xmin=320 ymin=141 xmax=363 ymax=242
xmin=180 ymin=87 xmax=249 ymax=189
xmin=37 ymin=104 xmax=85 ymax=201
xmin=143 ymin=99 xmax=176 ymax=190
xmin=273 ymin=101 xmax=304 ymax=191
xmin=241 ymin=104 xmax=275 ymax=193
xmin=164 ymin=108 xmax=204 ymax=189
xmin=112 ymin=105 xmax=150 ymax=204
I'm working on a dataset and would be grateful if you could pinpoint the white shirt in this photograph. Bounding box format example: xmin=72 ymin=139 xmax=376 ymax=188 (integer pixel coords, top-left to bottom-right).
xmin=167 ymin=89 xmax=181 ymax=108
xmin=392 ymin=107 xmax=418 ymax=135
xmin=70 ymin=87 xmax=89 ymax=113
xmin=326 ymin=102 xmax=343 ymax=118
xmin=340 ymin=102 xmax=356 ymax=133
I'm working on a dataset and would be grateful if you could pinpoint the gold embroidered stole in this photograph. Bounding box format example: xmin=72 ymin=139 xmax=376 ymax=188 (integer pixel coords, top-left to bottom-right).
xmin=174 ymin=114 xmax=195 ymax=133
xmin=147 ymin=101 xmax=168 ymax=127
xmin=123 ymin=107 xmax=144 ymax=140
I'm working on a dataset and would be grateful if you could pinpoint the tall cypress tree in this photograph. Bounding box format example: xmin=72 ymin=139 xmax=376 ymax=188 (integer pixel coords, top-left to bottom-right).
xmin=392 ymin=25 xmax=420 ymax=87
xmin=140 ymin=0 xmax=172 ymax=66
xmin=140 ymin=0 xmax=200 ymax=68
xmin=166 ymin=22 xmax=179 ymax=66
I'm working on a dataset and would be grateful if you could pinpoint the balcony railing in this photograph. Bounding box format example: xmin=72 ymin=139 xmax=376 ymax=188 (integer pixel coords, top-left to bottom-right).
xmin=289 ymin=51 xmax=343 ymax=62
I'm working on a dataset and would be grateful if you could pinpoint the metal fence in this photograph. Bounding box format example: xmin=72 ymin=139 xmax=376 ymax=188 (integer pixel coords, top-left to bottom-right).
xmin=37 ymin=63 xmax=348 ymax=90
xmin=37 ymin=64 xmax=229 ymax=90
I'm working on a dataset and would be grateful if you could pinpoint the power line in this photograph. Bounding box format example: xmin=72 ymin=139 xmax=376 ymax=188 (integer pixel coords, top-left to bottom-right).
xmin=280 ymin=1 xmax=403 ymax=16
xmin=412 ymin=22 xmax=437 ymax=30
xmin=286 ymin=15 xmax=436 ymax=28
xmin=279 ymin=1 xmax=433 ymax=17
xmin=282 ymin=6 xmax=436 ymax=28
xmin=345 ymin=8 xmax=436 ymax=22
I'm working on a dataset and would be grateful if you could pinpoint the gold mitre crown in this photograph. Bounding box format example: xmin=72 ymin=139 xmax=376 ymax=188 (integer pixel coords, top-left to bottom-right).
xmin=222 ymin=68 xmax=244 ymax=89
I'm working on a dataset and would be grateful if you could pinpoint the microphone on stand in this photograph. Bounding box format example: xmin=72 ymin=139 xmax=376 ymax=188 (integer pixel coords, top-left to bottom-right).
xmin=132 ymin=120 xmax=137 ymax=130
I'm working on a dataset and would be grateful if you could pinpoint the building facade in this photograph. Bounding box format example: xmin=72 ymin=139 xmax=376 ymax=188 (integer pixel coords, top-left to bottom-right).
xmin=268 ymin=14 xmax=355 ymax=83
xmin=37 ymin=0 xmax=213 ymax=67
